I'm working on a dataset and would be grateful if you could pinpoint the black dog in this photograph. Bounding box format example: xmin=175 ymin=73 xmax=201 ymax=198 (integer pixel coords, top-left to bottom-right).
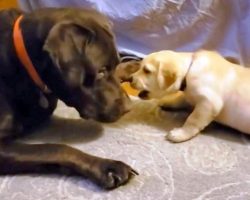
xmin=0 ymin=8 xmax=137 ymax=189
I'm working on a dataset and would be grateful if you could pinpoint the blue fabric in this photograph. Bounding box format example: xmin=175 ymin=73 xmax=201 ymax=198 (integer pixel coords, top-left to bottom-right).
xmin=18 ymin=0 xmax=250 ymax=66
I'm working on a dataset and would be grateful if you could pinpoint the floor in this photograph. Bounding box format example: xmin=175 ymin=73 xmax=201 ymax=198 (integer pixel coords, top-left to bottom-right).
xmin=0 ymin=99 xmax=250 ymax=200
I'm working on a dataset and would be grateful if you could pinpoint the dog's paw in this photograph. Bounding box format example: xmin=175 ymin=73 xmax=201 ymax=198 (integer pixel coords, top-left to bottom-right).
xmin=93 ymin=159 xmax=138 ymax=190
xmin=166 ymin=128 xmax=192 ymax=143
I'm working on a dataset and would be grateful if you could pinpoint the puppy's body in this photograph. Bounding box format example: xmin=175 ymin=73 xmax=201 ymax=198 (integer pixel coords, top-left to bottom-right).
xmin=185 ymin=51 xmax=250 ymax=133
xmin=131 ymin=50 xmax=250 ymax=142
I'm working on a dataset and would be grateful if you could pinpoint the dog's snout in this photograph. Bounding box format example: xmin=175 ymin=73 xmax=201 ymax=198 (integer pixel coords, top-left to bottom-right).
xmin=123 ymin=98 xmax=132 ymax=113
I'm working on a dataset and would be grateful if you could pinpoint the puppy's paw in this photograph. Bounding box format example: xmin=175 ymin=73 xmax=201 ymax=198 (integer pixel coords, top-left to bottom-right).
xmin=166 ymin=128 xmax=192 ymax=143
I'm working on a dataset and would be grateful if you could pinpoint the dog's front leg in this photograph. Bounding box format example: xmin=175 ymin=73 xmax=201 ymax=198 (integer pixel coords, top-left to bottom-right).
xmin=0 ymin=142 xmax=138 ymax=189
xmin=166 ymin=94 xmax=223 ymax=143
xmin=0 ymin=93 xmax=23 ymax=137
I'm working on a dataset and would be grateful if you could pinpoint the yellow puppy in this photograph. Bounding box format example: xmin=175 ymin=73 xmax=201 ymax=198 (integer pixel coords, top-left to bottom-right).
xmin=131 ymin=50 xmax=250 ymax=142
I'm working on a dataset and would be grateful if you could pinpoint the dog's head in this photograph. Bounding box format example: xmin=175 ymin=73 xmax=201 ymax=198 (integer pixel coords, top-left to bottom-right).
xmin=43 ymin=14 xmax=130 ymax=122
xmin=131 ymin=51 xmax=190 ymax=99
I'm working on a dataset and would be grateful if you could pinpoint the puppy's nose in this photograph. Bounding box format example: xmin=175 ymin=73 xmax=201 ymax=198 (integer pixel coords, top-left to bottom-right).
xmin=138 ymin=90 xmax=149 ymax=99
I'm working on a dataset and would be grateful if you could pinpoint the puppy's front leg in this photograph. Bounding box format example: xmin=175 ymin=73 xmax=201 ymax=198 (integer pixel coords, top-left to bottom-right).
xmin=167 ymin=94 xmax=223 ymax=143
xmin=158 ymin=91 xmax=191 ymax=112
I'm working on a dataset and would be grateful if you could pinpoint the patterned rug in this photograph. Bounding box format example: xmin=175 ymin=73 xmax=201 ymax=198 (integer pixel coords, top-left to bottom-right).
xmin=1 ymin=99 xmax=250 ymax=200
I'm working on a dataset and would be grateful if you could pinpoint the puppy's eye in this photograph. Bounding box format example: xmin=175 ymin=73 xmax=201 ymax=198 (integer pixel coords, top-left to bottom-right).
xmin=143 ymin=66 xmax=151 ymax=74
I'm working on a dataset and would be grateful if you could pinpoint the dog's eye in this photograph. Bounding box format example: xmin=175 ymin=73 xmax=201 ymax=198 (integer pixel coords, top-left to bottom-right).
xmin=96 ymin=67 xmax=107 ymax=80
xmin=97 ymin=72 xmax=105 ymax=80
xmin=143 ymin=66 xmax=151 ymax=74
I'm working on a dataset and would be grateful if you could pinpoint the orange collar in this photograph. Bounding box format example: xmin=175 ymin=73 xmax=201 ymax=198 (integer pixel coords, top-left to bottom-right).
xmin=13 ymin=15 xmax=50 ymax=93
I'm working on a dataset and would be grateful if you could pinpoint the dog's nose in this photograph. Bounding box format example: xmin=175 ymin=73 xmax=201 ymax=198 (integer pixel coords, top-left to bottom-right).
xmin=122 ymin=93 xmax=132 ymax=112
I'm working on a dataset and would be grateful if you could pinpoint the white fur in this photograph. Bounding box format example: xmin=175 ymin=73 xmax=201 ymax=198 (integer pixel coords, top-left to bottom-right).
xmin=131 ymin=50 xmax=250 ymax=142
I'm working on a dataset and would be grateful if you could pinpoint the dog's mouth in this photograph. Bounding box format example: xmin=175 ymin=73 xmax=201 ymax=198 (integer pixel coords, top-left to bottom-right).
xmin=138 ymin=90 xmax=150 ymax=99
xmin=78 ymin=106 xmax=130 ymax=122
xmin=96 ymin=99 xmax=131 ymax=123
xmin=77 ymin=97 xmax=131 ymax=123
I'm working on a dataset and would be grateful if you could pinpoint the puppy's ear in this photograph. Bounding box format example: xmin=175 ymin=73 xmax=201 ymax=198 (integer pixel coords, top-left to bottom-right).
xmin=43 ymin=21 xmax=96 ymax=87
xmin=157 ymin=62 xmax=177 ymax=90
xmin=225 ymin=57 xmax=240 ymax=64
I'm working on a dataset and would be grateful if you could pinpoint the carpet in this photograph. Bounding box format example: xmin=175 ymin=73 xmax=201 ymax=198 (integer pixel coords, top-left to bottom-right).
xmin=1 ymin=98 xmax=250 ymax=200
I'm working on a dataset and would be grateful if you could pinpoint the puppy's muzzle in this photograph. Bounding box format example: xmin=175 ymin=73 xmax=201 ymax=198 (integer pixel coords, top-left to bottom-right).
xmin=125 ymin=76 xmax=133 ymax=83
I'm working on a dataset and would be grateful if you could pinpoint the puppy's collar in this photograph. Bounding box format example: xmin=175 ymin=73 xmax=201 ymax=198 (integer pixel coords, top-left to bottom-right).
xmin=13 ymin=15 xmax=50 ymax=93
xmin=180 ymin=54 xmax=195 ymax=91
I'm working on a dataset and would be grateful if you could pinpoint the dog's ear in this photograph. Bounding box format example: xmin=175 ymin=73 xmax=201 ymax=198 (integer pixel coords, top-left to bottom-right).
xmin=43 ymin=21 xmax=96 ymax=87
xmin=157 ymin=62 xmax=177 ymax=90
xmin=115 ymin=60 xmax=141 ymax=82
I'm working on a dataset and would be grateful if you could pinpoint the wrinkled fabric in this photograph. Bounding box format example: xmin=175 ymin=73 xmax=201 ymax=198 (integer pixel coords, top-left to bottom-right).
xmin=18 ymin=0 xmax=250 ymax=66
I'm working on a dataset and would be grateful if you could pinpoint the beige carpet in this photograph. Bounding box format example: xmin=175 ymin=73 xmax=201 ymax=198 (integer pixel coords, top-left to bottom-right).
xmin=1 ymin=98 xmax=250 ymax=200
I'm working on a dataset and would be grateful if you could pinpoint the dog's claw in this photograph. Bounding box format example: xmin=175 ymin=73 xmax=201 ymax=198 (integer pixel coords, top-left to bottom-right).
xmin=130 ymin=168 xmax=139 ymax=176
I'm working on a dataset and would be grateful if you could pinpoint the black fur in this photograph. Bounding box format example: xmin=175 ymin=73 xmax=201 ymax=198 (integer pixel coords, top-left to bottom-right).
xmin=0 ymin=8 xmax=137 ymax=190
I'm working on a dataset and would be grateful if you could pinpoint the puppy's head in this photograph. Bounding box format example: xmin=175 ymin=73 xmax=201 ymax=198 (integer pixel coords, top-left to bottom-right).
xmin=131 ymin=51 xmax=187 ymax=99
xmin=43 ymin=16 xmax=130 ymax=122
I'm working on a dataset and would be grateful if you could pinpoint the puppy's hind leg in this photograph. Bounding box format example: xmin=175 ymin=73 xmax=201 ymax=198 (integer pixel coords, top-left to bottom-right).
xmin=167 ymin=94 xmax=223 ymax=143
